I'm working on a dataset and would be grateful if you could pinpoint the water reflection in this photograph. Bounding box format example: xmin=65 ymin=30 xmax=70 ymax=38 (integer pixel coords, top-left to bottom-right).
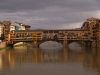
xmin=0 ymin=46 xmax=100 ymax=75
xmin=68 ymin=42 xmax=82 ymax=51
xmin=39 ymin=41 xmax=63 ymax=50
xmin=0 ymin=53 xmax=3 ymax=72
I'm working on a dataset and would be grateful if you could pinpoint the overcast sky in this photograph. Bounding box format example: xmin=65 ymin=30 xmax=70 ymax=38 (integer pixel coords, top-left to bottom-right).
xmin=0 ymin=0 xmax=100 ymax=29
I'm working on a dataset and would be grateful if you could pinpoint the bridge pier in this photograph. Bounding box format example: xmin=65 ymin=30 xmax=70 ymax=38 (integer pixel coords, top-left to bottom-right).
xmin=63 ymin=40 xmax=68 ymax=47
xmin=91 ymin=41 xmax=95 ymax=48
xmin=6 ymin=44 xmax=14 ymax=48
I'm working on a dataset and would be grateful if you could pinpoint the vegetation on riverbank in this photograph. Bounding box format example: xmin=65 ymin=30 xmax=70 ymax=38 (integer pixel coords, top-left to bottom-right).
xmin=0 ymin=47 xmax=11 ymax=50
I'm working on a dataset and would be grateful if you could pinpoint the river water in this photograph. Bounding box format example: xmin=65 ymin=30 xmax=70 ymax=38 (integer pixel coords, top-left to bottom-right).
xmin=0 ymin=42 xmax=100 ymax=75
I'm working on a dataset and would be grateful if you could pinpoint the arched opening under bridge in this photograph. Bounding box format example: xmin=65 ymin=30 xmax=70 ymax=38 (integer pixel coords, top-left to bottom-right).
xmin=39 ymin=41 xmax=63 ymax=50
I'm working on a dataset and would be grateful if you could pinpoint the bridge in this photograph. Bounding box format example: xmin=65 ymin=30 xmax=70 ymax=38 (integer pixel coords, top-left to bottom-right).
xmin=4 ymin=17 xmax=100 ymax=47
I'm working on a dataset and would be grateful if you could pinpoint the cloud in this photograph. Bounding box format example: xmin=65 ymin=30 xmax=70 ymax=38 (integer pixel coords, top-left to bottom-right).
xmin=0 ymin=0 xmax=100 ymax=29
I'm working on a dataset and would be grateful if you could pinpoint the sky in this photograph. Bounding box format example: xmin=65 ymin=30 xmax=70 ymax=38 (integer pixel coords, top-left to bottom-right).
xmin=0 ymin=0 xmax=100 ymax=29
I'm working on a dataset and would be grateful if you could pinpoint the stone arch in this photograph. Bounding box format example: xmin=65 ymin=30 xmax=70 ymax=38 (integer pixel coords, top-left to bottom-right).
xmin=67 ymin=40 xmax=85 ymax=46
xmin=37 ymin=40 xmax=63 ymax=48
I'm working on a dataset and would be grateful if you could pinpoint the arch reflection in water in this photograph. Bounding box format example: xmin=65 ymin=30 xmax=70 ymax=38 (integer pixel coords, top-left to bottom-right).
xmin=41 ymin=51 xmax=59 ymax=62
xmin=39 ymin=41 xmax=63 ymax=50
xmin=68 ymin=42 xmax=82 ymax=51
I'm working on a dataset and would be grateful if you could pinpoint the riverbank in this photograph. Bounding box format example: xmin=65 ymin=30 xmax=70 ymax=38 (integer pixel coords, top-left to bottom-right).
xmin=0 ymin=42 xmax=28 ymax=50
xmin=0 ymin=47 xmax=11 ymax=50
xmin=0 ymin=42 xmax=6 ymax=50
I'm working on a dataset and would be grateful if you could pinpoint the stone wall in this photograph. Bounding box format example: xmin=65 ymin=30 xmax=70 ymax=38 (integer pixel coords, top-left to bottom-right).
xmin=0 ymin=42 xmax=6 ymax=48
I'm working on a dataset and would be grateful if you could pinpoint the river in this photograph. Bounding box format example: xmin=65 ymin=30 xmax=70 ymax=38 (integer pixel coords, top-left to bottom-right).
xmin=0 ymin=42 xmax=100 ymax=75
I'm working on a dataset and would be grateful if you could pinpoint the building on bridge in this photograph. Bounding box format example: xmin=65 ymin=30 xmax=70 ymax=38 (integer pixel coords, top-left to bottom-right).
xmin=1 ymin=17 xmax=100 ymax=48
xmin=9 ymin=21 xmax=31 ymax=31
xmin=0 ymin=21 xmax=30 ymax=42
xmin=81 ymin=17 xmax=100 ymax=46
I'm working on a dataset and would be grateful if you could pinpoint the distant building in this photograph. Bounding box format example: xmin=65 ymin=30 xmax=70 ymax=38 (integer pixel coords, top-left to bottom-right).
xmin=14 ymin=22 xmax=31 ymax=30
xmin=11 ymin=22 xmax=20 ymax=30
xmin=2 ymin=21 xmax=31 ymax=41
xmin=10 ymin=23 xmax=15 ymax=31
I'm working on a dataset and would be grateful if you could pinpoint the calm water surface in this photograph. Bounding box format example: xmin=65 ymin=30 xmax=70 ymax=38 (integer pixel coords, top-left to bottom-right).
xmin=0 ymin=45 xmax=100 ymax=75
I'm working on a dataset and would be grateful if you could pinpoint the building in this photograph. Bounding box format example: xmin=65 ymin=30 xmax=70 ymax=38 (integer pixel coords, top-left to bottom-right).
xmin=81 ymin=17 xmax=100 ymax=39
xmin=14 ymin=22 xmax=31 ymax=30
xmin=0 ymin=22 xmax=4 ymax=41
xmin=1 ymin=21 xmax=31 ymax=42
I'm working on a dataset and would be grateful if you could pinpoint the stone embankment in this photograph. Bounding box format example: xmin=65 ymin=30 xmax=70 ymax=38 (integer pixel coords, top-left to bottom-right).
xmin=0 ymin=42 xmax=6 ymax=49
